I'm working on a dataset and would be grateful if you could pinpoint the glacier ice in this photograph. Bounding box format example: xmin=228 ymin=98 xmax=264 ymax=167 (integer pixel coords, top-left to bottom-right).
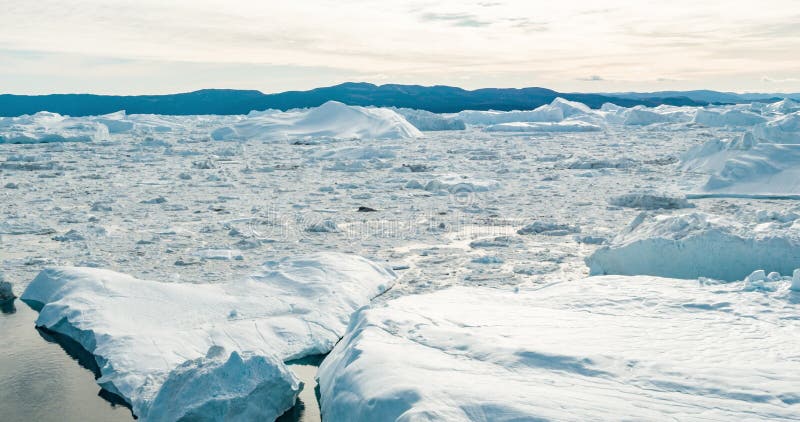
xmin=210 ymin=101 xmax=422 ymax=141
xmin=20 ymin=252 xmax=396 ymax=421
xmin=393 ymin=108 xmax=466 ymax=131
xmin=484 ymin=120 xmax=602 ymax=132
xmin=693 ymin=109 xmax=767 ymax=127
xmin=587 ymin=212 xmax=800 ymax=280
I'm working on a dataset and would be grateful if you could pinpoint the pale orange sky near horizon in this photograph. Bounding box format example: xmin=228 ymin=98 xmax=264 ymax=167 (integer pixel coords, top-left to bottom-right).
xmin=1 ymin=0 xmax=799 ymax=94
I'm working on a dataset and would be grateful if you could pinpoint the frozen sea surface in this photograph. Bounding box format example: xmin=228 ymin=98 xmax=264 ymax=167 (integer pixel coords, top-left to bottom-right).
xmin=2 ymin=100 xmax=800 ymax=420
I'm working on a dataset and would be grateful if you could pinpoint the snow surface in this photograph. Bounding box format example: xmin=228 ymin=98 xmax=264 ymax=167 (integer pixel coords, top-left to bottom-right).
xmin=20 ymin=253 xmax=396 ymax=421
xmin=319 ymin=278 xmax=800 ymax=421
xmin=587 ymin=211 xmax=800 ymax=280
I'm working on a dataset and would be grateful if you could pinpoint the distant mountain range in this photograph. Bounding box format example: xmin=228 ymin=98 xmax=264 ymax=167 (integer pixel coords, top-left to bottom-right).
xmin=1 ymin=82 xmax=797 ymax=117
xmin=608 ymin=90 xmax=799 ymax=104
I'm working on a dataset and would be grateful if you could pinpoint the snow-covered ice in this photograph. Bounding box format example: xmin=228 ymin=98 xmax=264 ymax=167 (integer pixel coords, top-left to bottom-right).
xmin=319 ymin=278 xmax=800 ymax=421
xmin=683 ymin=120 xmax=800 ymax=197
xmin=20 ymin=253 xmax=396 ymax=420
xmin=587 ymin=211 xmax=800 ymax=280
xmin=484 ymin=120 xmax=602 ymax=132
xmin=393 ymin=108 xmax=466 ymax=131
xmin=211 ymin=101 xmax=422 ymax=141
xmin=693 ymin=108 xmax=767 ymax=127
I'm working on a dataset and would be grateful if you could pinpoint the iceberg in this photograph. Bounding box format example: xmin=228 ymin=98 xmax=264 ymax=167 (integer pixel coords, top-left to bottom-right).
xmin=393 ymin=108 xmax=466 ymax=131
xmin=622 ymin=107 xmax=672 ymax=125
xmin=0 ymin=112 xmax=109 ymax=144
xmin=484 ymin=120 xmax=601 ymax=132
xmin=21 ymin=252 xmax=397 ymax=421
xmin=455 ymin=105 xmax=563 ymax=126
xmin=319 ymin=279 xmax=800 ymax=421
xmin=764 ymin=98 xmax=800 ymax=115
xmin=586 ymin=212 xmax=800 ymax=280
xmin=693 ymin=109 xmax=767 ymax=127
xmin=210 ymin=101 xmax=422 ymax=141
xmin=753 ymin=112 xmax=800 ymax=143
xmin=682 ymin=123 xmax=800 ymax=197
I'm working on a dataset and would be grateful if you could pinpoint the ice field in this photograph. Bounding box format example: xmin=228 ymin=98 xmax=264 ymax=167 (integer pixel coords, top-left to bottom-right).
xmin=2 ymin=98 xmax=800 ymax=421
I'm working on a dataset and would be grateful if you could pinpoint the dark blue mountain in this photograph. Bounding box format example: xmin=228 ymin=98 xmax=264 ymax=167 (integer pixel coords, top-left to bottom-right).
xmin=0 ymin=82 xmax=708 ymax=116
xmin=609 ymin=90 xmax=800 ymax=104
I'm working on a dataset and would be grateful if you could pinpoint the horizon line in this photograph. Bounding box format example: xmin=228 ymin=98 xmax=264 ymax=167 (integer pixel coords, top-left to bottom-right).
xmin=2 ymin=82 xmax=799 ymax=97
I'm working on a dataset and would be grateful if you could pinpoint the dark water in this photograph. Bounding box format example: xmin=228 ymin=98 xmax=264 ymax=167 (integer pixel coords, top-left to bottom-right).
xmin=0 ymin=300 xmax=321 ymax=421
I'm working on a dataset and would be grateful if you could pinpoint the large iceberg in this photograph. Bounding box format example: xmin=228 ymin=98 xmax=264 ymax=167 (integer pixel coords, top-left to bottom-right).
xmin=484 ymin=120 xmax=602 ymax=133
xmin=683 ymin=118 xmax=800 ymax=197
xmin=693 ymin=109 xmax=767 ymax=127
xmin=454 ymin=98 xmax=595 ymax=126
xmin=21 ymin=252 xmax=397 ymax=421
xmin=753 ymin=112 xmax=800 ymax=144
xmin=455 ymin=105 xmax=563 ymax=126
xmin=319 ymin=279 xmax=800 ymax=421
xmin=393 ymin=108 xmax=466 ymax=131
xmin=586 ymin=212 xmax=800 ymax=280
xmin=211 ymin=101 xmax=422 ymax=141
xmin=0 ymin=111 xmax=110 ymax=144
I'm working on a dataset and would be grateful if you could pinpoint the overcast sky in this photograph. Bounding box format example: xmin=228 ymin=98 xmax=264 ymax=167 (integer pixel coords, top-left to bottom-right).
xmin=2 ymin=0 xmax=799 ymax=94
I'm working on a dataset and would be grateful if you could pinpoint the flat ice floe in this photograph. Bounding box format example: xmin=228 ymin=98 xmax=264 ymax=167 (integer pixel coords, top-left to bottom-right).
xmin=319 ymin=279 xmax=800 ymax=421
xmin=211 ymin=101 xmax=422 ymax=141
xmin=587 ymin=211 xmax=800 ymax=280
xmin=21 ymin=252 xmax=396 ymax=421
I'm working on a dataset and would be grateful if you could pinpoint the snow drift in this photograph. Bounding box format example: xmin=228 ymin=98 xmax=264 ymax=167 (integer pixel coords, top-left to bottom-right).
xmin=211 ymin=101 xmax=422 ymax=141
xmin=21 ymin=252 xmax=397 ymax=421
xmin=319 ymin=278 xmax=800 ymax=421
xmin=586 ymin=212 xmax=800 ymax=280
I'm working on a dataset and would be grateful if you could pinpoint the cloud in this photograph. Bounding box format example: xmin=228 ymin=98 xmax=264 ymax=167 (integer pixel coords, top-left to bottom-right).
xmin=762 ymin=76 xmax=800 ymax=83
xmin=577 ymin=75 xmax=605 ymax=82
xmin=420 ymin=12 xmax=492 ymax=28
xmin=2 ymin=0 xmax=800 ymax=93
xmin=505 ymin=17 xmax=548 ymax=32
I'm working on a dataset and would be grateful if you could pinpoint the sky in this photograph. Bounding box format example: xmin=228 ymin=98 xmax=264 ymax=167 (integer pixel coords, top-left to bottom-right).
xmin=1 ymin=0 xmax=799 ymax=94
